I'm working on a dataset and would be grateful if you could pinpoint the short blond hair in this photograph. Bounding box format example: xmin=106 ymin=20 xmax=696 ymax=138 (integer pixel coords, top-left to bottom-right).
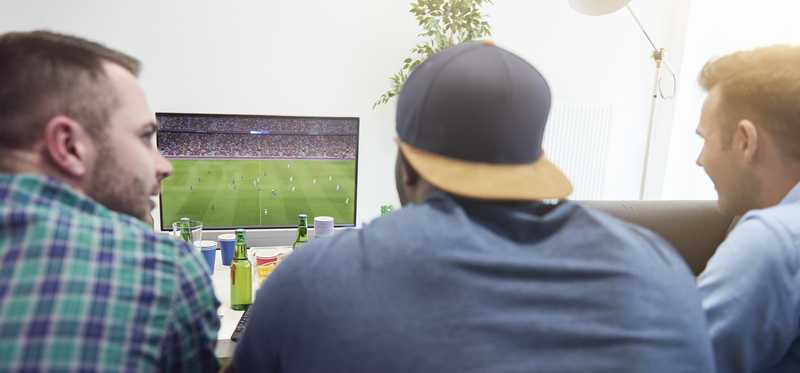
xmin=699 ymin=45 xmax=800 ymax=158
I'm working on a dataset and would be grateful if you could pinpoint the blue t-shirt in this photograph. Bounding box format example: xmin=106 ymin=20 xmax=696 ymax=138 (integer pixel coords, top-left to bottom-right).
xmin=698 ymin=181 xmax=800 ymax=373
xmin=235 ymin=193 xmax=714 ymax=372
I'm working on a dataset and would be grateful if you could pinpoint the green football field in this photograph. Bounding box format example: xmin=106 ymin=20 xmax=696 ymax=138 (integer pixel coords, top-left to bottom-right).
xmin=160 ymin=159 xmax=356 ymax=229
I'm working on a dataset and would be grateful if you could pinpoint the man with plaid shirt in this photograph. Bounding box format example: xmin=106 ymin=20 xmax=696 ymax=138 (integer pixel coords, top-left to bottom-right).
xmin=0 ymin=31 xmax=220 ymax=371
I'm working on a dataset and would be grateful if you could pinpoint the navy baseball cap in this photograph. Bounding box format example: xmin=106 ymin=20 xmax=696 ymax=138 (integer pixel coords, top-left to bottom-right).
xmin=396 ymin=41 xmax=572 ymax=200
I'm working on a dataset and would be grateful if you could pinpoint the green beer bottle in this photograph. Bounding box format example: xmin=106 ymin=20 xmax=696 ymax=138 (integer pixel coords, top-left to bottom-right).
xmin=292 ymin=214 xmax=309 ymax=250
xmin=380 ymin=205 xmax=394 ymax=216
xmin=179 ymin=217 xmax=192 ymax=244
xmin=230 ymin=229 xmax=252 ymax=310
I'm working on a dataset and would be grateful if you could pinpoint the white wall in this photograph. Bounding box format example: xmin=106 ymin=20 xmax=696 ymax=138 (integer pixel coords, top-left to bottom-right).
xmin=486 ymin=0 xmax=689 ymax=200
xmin=662 ymin=0 xmax=800 ymax=200
xmin=0 ymin=0 xmax=415 ymax=227
xmin=0 ymin=0 xmax=690 ymax=231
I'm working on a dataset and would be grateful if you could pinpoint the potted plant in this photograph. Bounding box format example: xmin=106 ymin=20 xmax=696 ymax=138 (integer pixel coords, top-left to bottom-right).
xmin=374 ymin=0 xmax=494 ymax=108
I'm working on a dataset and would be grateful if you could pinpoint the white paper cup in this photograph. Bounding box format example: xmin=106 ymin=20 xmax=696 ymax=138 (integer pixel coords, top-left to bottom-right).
xmin=314 ymin=216 xmax=334 ymax=238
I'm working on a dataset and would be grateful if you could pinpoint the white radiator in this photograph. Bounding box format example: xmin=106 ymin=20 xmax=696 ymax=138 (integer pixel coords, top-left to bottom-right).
xmin=543 ymin=103 xmax=613 ymax=200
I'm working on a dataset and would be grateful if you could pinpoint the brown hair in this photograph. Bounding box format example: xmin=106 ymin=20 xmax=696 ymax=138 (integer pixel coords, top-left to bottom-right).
xmin=0 ymin=30 xmax=141 ymax=150
xmin=698 ymin=45 xmax=800 ymax=158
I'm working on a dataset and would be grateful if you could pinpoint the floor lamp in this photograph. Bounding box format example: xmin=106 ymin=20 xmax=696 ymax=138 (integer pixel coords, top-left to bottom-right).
xmin=569 ymin=0 xmax=676 ymax=200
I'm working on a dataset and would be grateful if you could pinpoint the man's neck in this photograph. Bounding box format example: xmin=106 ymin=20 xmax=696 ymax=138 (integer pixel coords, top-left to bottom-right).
xmin=1 ymin=149 xmax=86 ymax=195
xmin=414 ymin=180 xmax=448 ymax=205
xmin=0 ymin=149 xmax=38 ymax=173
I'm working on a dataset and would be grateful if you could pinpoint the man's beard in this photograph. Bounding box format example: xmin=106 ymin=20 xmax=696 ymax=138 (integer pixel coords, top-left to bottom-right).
xmin=86 ymin=145 xmax=151 ymax=224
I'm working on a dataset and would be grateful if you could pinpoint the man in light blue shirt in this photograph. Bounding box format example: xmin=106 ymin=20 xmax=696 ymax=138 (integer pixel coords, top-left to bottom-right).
xmin=695 ymin=45 xmax=800 ymax=372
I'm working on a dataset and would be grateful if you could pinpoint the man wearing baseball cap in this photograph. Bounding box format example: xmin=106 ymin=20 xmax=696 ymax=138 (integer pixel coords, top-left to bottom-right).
xmin=233 ymin=42 xmax=714 ymax=372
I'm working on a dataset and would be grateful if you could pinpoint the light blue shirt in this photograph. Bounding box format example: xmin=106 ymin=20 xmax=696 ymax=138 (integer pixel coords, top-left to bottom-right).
xmin=699 ymin=181 xmax=800 ymax=373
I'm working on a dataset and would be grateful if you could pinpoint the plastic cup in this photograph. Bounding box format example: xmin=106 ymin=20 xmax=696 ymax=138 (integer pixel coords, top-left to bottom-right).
xmin=172 ymin=219 xmax=203 ymax=245
xmin=218 ymin=233 xmax=235 ymax=266
xmin=314 ymin=216 xmax=334 ymax=239
xmin=255 ymin=254 xmax=279 ymax=284
xmin=194 ymin=240 xmax=217 ymax=274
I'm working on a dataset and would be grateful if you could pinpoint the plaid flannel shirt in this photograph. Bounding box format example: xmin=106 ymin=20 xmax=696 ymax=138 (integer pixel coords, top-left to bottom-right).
xmin=0 ymin=173 xmax=220 ymax=372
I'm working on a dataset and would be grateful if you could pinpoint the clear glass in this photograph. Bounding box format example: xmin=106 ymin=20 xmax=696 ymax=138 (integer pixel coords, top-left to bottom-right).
xmin=171 ymin=219 xmax=203 ymax=245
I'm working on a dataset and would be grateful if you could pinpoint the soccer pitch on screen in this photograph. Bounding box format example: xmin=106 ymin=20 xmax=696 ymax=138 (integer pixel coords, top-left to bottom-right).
xmin=160 ymin=159 xmax=356 ymax=230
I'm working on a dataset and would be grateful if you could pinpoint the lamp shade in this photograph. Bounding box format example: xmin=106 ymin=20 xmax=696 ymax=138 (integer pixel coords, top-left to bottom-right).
xmin=569 ymin=0 xmax=631 ymax=16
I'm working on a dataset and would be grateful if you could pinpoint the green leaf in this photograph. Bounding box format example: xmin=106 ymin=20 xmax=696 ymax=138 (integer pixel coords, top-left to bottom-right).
xmin=374 ymin=0 xmax=494 ymax=109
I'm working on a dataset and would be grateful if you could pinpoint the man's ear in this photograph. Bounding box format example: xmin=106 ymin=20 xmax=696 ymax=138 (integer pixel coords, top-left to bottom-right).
xmin=398 ymin=151 xmax=419 ymax=187
xmin=42 ymin=115 xmax=94 ymax=178
xmin=735 ymin=119 xmax=759 ymax=163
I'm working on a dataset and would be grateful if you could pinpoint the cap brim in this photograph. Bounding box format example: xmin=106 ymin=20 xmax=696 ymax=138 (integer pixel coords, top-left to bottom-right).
xmin=398 ymin=140 xmax=573 ymax=201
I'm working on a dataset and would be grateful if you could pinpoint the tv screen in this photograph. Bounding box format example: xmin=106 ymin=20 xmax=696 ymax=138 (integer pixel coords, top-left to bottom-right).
xmin=156 ymin=113 xmax=358 ymax=230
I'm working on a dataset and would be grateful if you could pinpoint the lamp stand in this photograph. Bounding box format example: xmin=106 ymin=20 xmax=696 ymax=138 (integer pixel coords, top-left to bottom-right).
xmin=570 ymin=2 xmax=677 ymax=199
xmin=639 ymin=48 xmax=664 ymax=200
xmin=624 ymin=4 xmax=670 ymax=200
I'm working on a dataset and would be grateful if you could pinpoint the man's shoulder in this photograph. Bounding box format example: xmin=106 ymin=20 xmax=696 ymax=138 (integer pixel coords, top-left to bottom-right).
xmin=745 ymin=201 xmax=800 ymax=236
xmin=280 ymin=206 xmax=433 ymax=278
xmin=567 ymin=203 xmax=693 ymax=277
xmin=287 ymin=225 xmax=366 ymax=264
xmin=571 ymin=203 xmax=672 ymax=247
xmin=301 ymin=203 xmax=435 ymax=249
xmin=106 ymin=212 xmax=186 ymax=252
xmin=721 ymin=206 xmax=800 ymax=269
xmin=296 ymin=201 xmax=676 ymax=265
xmin=79 ymin=208 xmax=202 ymax=277
xmin=300 ymin=201 xmax=672 ymax=253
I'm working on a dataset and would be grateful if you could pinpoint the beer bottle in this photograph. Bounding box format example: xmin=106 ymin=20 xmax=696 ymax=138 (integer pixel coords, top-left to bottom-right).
xmin=292 ymin=214 xmax=309 ymax=250
xmin=230 ymin=229 xmax=252 ymax=310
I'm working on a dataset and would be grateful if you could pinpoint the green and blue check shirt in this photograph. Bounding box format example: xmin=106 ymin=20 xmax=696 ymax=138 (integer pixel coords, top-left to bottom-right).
xmin=0 ymin=173 xmax=220 ymax=372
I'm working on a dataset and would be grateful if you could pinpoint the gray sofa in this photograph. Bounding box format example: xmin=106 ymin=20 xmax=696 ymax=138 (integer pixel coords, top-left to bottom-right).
xmin=582 ymin=200 xmax=734 ymax=276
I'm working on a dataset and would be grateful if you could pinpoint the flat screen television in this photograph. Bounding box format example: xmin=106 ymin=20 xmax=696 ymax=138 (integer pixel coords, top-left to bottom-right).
xmin=155 ymin=112 xmax=358 ymax=232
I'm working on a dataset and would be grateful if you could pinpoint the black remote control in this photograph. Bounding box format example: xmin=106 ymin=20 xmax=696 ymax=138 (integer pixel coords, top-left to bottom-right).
xmin=230 ymin=305 xmax=250 ymax=342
